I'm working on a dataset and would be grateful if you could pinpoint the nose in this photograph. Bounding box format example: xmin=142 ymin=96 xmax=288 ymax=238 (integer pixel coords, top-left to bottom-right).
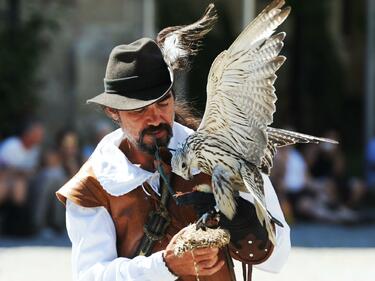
xmin=145 ymin=104 xmax=163 ymax=126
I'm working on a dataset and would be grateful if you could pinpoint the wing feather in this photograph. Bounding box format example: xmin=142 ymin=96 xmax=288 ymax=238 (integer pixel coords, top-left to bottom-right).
xmin=156 ymin=4 xmax=218 ymax=70
xmin=199 ymin=0 xmax=291 ymax=166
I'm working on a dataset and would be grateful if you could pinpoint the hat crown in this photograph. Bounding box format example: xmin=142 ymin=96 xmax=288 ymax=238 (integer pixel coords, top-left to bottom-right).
xmin=105 ymin=38 xmax=166 ymax=80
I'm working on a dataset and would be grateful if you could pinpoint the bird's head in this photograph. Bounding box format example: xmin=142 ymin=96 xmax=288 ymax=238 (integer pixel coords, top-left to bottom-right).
xmin=171 ymin=145 xmax=196 ymax=180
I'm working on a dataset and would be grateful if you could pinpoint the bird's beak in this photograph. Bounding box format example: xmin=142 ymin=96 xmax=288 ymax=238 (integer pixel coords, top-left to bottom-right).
xmin=188 ymin=170 xmax=194 ymax=180
xmin=181 ymin=170 xmax=193 ymax=181
xmin=181 ymin=174 xmax=191 ymax=181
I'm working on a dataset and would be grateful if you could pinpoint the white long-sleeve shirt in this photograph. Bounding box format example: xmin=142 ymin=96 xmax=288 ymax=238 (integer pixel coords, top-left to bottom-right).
xmin=65 ymin=122 xmax=291 ymax=281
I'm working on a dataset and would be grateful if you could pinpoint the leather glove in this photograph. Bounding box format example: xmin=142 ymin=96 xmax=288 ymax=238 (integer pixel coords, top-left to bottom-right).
xmin=219 ymin=197 xmax=269 ymax=248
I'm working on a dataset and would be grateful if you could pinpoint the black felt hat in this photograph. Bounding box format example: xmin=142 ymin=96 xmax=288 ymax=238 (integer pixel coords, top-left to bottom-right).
xmin=87 ymin=38 xmax=173 ymax=110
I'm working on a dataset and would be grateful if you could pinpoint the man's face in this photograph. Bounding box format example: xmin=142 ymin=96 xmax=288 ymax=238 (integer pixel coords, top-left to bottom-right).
xmin=118 ymin=93 xmax=175 ymax=155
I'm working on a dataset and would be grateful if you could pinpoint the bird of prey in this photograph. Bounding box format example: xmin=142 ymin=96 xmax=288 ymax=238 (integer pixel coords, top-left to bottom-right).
xmin=159 ymin=0 xmax=337 ymax=245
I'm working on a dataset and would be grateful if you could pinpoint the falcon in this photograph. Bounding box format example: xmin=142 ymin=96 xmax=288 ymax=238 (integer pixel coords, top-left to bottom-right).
xmin=158 ymin=0 xmax=338 ymax=245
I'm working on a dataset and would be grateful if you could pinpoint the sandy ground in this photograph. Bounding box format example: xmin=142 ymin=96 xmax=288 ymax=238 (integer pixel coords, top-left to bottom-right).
xmin=1 ymin=223 xmax=374 ymax=281
xmin=0 ymin=246 xmax=374 ymax=281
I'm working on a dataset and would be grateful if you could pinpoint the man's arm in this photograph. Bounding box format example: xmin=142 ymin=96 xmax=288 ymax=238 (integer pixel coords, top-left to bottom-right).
xmin=239 ymin=174 xmax=291 ymax=273
xmin=66 ymin=200 xmax=178 ymax=281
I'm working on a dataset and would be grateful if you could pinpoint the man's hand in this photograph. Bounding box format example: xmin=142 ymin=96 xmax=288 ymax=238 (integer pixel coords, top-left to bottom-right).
xmin=163 ymin=227 xmax=225 ymax=277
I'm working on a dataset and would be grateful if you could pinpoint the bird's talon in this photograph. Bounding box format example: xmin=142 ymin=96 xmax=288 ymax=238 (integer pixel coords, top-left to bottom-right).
xmin=196 ymin=209 xmax=220 ymax=230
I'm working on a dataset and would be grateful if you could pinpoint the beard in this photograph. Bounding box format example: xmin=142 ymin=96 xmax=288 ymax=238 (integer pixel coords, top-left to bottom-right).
xmin=136 ymin=123 xmax=173 ymax=155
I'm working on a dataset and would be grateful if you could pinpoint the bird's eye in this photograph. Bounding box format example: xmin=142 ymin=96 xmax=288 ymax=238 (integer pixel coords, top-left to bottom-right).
xmin=181 ymin=163 xmax=186 ymax=169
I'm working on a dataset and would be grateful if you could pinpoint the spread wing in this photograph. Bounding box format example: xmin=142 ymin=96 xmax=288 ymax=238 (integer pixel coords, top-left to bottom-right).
xmin=198 ymin=0 xmax=291 ymax=166
xmin=260 ymin=127 xmax=339 ymax=175
xmin=156 ymin=4 xmax=217 ymax=71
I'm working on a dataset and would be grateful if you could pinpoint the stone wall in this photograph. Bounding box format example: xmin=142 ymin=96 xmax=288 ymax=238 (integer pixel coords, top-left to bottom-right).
xmin=37 ymin=0 xmax=144 ymax=140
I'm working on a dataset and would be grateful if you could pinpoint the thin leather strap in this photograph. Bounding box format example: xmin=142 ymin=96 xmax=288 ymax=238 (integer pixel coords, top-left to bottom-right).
xmin=224 ymin=246 xmax=237 ymax=281
xmin=241 ymin=263 xmax=253 ymax=281
xmin=242 ymin=262 xmax=247 ymax=281
xmin=248 ymin=264 xmax=253 ymax=281
xmin=135 ymin=177 xmax=171 ymax=257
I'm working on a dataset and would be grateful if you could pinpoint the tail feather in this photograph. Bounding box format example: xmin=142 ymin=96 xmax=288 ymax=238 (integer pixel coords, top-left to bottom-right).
xmin=240 ymin=164 xmax=277 ymax=245
xmin=260 ymin=127 xmax=339 ymax=174
xmin=255 ymin=201 xmax=276 ymax=245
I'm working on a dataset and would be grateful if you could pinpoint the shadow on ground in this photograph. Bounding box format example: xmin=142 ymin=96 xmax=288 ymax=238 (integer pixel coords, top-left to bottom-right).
xmin=291 ymin=223 xmax=375 ymax=247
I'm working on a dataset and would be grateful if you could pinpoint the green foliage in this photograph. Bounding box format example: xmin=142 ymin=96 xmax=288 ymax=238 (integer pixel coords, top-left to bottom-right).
xmin=0 ymin=9 xmax=56 ymax=137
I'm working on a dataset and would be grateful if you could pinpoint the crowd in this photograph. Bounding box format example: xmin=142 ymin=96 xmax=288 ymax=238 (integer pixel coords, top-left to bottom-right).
xmin=270 ymin=129 xmax=370 ymax=224
xmin=0 ymin=119 xmax=113 ymax=237
xmin=0 ymin=122 xmax=372 ymax=237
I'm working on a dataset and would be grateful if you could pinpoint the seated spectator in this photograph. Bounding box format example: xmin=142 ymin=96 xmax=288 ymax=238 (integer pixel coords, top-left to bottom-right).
xmin=58 ymin=130 xmax=82 ymax=178
xmin=272 ymin=146 xmax=314 ymax=222
xmin=82 ymin=120 xmax=113 ymax=161
xmin=0 ymin=120 xmax=44 ymax=173
xmin=309 ymin=130 xmax=366 ymax=211
xmin=0 ymin=120 xmax=44 ymax=235
xmin=31 ymin=129 xmax=82 ymax=235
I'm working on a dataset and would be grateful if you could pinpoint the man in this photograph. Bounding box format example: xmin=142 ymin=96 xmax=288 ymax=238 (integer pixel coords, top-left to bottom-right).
xmin=56 ymin=38 xmax=290 ymax=281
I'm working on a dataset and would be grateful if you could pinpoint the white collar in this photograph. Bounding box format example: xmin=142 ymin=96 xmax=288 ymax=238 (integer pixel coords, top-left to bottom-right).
xmin=89 ymin=122 xmax=194 ymax=196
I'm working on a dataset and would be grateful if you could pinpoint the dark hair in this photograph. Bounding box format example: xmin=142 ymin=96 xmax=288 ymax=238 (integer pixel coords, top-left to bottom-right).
xmin=174 ymin=99 xmax=201 ymax=130
xmin=17 ymin=119 xmax=43 ymax=136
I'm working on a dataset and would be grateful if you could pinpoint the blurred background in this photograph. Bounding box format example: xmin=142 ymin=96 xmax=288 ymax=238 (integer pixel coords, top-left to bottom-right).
xmin=0 ymin=0 xmax=374 ymax=280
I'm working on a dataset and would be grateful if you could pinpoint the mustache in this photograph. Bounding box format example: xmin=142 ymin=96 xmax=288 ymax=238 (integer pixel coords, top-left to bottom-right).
xmin=140 ymin=123 xmax=172 ymax=139
xmin=137 ymin=123 xmax=173 ymax=155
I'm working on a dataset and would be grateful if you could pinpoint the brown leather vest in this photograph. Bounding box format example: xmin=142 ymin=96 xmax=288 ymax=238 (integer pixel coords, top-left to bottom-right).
xmin=57 ymin=161 xmax=273 ymax=281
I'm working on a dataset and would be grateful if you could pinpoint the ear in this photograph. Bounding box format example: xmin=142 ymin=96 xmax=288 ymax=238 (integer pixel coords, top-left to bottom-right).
xmin=104 ymin=107 xmax=119 ymax=121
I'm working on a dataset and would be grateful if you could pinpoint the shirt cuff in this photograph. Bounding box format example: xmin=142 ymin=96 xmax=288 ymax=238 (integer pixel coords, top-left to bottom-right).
xmin=149 ymin=251 xmax=178 ymax=281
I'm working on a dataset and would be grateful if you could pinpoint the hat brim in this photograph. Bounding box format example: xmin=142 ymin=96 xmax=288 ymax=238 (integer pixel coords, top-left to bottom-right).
xmin=87 ymin=81 xmax=173 ymax=111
